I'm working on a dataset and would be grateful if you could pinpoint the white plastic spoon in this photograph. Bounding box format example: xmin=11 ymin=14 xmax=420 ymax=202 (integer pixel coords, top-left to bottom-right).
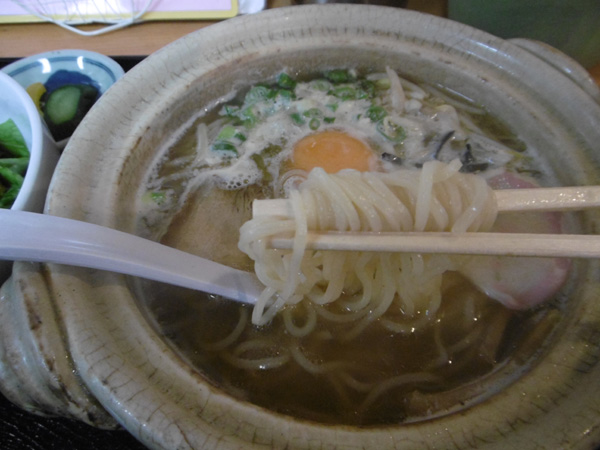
xmin=0 ymin=209 xmax=263 ymax=304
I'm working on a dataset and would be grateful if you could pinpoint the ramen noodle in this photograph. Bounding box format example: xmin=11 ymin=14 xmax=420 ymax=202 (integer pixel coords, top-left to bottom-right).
xmin=238 ymin=160 xmax=498 ymax=328
xmin=138 ymin=68 xmax=568 ymax=425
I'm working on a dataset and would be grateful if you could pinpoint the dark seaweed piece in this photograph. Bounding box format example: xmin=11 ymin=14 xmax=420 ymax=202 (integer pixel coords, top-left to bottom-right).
xmin=382 ymin=152 xmax=402 ymax=165
xmin=433 ymin=130 xmax=455 ymax=159
xmin=460 ymin=143 xmax=489 ymax=173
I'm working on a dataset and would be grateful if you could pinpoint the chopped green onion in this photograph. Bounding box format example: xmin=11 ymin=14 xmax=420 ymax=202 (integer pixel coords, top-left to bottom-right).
xmin=277 ymin=89 xmax=295 ymax=101
xmin=217 ymin=125 xmax=238 ymax=140
xmin=290 ymin=112 xmax=305 ymax=125
xmin=150 ymin=191 xmax=167 ymax=205
xmin=302 ymin=108 xmax=322 ymax=119
xmin=221 ymin=105 xmax=240 ymax=118
xmin=323 ymin=117 xmax=336 ymax=124
xmin=309 ymin=118 xmax=320 ymax=130
xmin=211 ymin=141 xmax=238 ymax=155
xmin=357 ymin=80 xmax=376 ymax=99
xmin=331 ymin=86 xmax=357 ymax=101
xmin=377 ymin=120 xmax=407 ymax=142
xmin=240 ymin=107 xmax=257 ymax=128
xmin=311 ymin=79 xmax=332 ymax=92
xmin=234 ymin=132 xmax=247 ymax=142
xmin=277 ymin=73 xmax=297 ymax=90
xmin=217 ymin=125 xmax=246 ymax=144
xmin=366 ymin=105 xmax=387 ymax=122
xmin=325 ymin=69 xmax=353 ymax=84
xmin=244 ymin=86 xmax=273 ymax=105
xmin=375 ymin=78 xmax=391 ymax=90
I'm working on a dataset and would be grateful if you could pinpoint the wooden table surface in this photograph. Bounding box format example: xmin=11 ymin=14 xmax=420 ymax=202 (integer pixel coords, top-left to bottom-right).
xmin=1 ymin=0 xmax=598 ymax=83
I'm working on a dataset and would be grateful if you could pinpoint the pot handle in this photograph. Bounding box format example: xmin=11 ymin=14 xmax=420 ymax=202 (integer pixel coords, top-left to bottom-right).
xmin=509 ymin=38 xmax=600 ymax=105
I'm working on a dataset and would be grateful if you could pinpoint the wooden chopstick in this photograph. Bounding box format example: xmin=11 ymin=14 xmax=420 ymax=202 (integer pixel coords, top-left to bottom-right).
xmin=494 ymin=186 xmax=600 ymax=212
xmin=253 ymin=185 xmax=600 ymax=218
xmin=268 ymin=231 xmax=600 ymax=258
xmin=252 ymin=185 xmax=600 ymax=259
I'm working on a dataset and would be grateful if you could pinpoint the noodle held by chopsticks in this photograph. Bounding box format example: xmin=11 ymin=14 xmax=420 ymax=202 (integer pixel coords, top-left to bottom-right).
xmin=238 ymin=160 xmax=498 ymax=327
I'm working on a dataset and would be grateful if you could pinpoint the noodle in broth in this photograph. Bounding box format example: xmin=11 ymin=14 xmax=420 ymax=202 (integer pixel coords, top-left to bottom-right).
xmin=239 ymin=159 xmax=498 ymax=328
xmin=137 ymin=68 xmax=566 ymax=425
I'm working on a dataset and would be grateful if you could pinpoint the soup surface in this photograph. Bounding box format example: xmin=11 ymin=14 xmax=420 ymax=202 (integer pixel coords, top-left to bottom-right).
xmin=135 ymin=68 xmax=568 ymax=426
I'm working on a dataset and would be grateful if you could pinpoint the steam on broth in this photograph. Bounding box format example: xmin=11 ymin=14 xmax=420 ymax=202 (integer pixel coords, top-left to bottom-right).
xmin=136 ymin=68 xmax=568 ymax=426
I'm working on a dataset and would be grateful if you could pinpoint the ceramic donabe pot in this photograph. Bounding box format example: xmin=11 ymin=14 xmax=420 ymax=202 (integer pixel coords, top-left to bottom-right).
xmin=1 ymin=5 xmax=600 ymax=449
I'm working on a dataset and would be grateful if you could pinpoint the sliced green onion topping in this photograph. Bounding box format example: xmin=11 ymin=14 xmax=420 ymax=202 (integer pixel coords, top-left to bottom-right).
xmin=212 ymin=141 xmax=238 ymax=155
xmin=277 ymin=73 xmax=297 ymax=90
xmin=377 ymin=119 xmax=407 ymax=142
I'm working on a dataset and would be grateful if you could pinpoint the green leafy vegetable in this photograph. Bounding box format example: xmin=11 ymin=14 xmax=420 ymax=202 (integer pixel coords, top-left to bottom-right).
xmin=0 ymin=119 xmax=29 ymax=158
xmin=0 ymin=119 xmax=29 ymax=209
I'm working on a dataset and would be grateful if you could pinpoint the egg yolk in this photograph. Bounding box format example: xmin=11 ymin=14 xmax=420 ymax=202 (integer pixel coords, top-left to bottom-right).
xmin=292 ymin=130 xmax=377 ymax=173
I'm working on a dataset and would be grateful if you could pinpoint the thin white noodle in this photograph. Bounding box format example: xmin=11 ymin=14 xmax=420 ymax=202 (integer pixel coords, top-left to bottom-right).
xmin=290 ymin=346 xmax=350 ymax=375
xmin=201 ymin=307 xmax=249 ymax=351
xmin=426 ymin=85 xmax=487 ymax=116
xmin=386 ymin=66 xmax=406 ymax=112
xmin=238 ymin=160 xmax=497 ymax=328
xmin=359 ymin=372 xmax=443 ymax=413
xmin=282 ymin=305 xmax=318 ymax=338
xmin=221 ymin=338 xmax=291 ymax=370
xmin=221 ymin=351 xmax=290 ymax=371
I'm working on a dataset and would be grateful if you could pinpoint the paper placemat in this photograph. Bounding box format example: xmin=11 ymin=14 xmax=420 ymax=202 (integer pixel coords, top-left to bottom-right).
xmin=0 ymin=0 xmax=239 ymax=24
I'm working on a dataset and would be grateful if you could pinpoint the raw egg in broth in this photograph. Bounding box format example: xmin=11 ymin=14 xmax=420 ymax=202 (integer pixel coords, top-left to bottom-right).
xmin=292 ymin=130 xmax=378 ymax=173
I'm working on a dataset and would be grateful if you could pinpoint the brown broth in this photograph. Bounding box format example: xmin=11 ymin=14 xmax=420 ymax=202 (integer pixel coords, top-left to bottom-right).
xmin=136 ymin=186 xmax=558 ymax=426
xmin=135 ymin=71 xmax=564 ymax=426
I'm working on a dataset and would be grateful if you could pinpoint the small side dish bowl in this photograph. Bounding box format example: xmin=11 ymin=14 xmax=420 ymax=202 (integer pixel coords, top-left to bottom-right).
xmin=0 ymin=71 xmax=60 ymax=280
xmin=2 ymin=49 xmax=125 ymax=148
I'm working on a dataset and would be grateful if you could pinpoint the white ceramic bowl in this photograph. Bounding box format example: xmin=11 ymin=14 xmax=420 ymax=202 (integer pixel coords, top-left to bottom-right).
xmin=2 ymin=49 xmax=125 ymax=148
xmin=0 ymin=71 xmax=60 ymax=280
xmin=1 ymin=5 xmax=600 ymax=449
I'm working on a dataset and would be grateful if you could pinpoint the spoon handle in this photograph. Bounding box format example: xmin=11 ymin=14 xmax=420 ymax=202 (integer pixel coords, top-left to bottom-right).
xmin=0 ymin=210 xmax=261 ymax=304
